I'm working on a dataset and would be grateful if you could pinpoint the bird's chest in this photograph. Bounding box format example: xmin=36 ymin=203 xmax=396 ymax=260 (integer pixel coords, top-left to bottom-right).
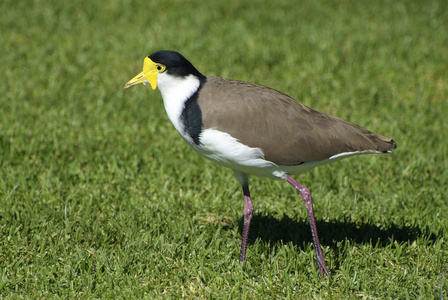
xmin=162 ymin=91 xmax=203 ymax=146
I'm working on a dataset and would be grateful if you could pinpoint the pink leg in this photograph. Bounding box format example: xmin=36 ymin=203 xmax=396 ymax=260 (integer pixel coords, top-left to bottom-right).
xmin=239 ymin=185 xmax=253 ymax=262
xmin=286 ymin=175 xmax=330 ymax=277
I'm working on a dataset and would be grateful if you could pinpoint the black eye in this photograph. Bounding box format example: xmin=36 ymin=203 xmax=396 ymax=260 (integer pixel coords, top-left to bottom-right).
xmin=156 ymin=65 xmax=162 ymax=71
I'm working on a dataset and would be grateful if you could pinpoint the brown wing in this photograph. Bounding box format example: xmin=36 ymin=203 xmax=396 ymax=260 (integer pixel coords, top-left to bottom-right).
xmin=198 ymin=77 xmax=396 ymax=165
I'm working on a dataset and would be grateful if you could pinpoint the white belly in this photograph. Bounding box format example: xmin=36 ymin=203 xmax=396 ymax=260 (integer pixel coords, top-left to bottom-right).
xmin=190 ymin=128 xmax=379 ymax=180
xmin=190 ymin=129 xmax=321 ymax=180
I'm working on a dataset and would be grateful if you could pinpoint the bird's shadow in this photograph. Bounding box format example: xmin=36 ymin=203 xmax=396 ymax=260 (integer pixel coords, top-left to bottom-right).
xmin=228 ymin=213 xmax=437 ymax=265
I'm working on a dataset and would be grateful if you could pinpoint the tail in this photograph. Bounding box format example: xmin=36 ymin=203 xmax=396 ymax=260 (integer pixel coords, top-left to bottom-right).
xmin=373 ymin=134 xmax=397 ymax=153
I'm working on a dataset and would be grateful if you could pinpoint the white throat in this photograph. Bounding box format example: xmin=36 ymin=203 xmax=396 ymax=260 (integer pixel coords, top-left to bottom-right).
xmin=156 ymin=73 xmax=201 ymax=137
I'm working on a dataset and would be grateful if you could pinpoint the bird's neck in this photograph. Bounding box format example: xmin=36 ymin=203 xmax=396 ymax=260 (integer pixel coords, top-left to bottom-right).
xmin=157 ymin=73 xmax=203 ymax=141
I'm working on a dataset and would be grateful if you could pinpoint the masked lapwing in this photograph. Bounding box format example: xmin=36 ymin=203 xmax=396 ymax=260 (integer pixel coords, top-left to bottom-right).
xmin=123 ymin=50 xmax=396 ymax=277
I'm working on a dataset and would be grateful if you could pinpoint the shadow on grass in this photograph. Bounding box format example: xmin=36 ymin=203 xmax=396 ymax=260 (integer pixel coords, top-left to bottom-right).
xmin=234 ymin=213 xmax=438 ymax=251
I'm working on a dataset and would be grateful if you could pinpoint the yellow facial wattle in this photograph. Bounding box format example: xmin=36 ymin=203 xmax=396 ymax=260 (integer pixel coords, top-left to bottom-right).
xmin=123 ymin=57 xmax=166 ymax=90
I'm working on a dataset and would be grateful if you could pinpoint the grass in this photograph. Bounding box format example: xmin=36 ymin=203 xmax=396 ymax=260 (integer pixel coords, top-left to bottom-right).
xmin=1 ymin=0 xmax=447 ymax=298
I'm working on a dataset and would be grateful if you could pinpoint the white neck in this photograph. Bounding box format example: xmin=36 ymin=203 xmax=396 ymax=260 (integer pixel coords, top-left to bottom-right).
xmin=156 ymin=73 xmax=201 ymax=138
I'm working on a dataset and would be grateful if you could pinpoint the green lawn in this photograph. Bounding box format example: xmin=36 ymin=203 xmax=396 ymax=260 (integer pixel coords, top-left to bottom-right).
xmin=1 ymin=0 xmax=447 ymax=298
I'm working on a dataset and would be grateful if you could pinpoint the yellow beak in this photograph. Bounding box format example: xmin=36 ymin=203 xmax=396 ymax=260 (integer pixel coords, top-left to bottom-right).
xmin=123 ymin=57 xmax=159 ymax=90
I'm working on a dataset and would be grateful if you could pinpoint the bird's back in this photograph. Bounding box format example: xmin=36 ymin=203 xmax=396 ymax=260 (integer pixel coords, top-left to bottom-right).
xmin=198 ymin=76 xmax=396 ymax=165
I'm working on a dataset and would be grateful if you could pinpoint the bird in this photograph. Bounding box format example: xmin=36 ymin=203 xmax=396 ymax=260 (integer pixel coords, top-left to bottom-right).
xmin=123 ymin=50 xmax=396 ymax=277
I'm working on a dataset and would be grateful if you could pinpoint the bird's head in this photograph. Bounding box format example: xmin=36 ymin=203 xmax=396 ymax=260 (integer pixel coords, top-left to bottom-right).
xmin=123 ymin=50 xmax=203 ymax=90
